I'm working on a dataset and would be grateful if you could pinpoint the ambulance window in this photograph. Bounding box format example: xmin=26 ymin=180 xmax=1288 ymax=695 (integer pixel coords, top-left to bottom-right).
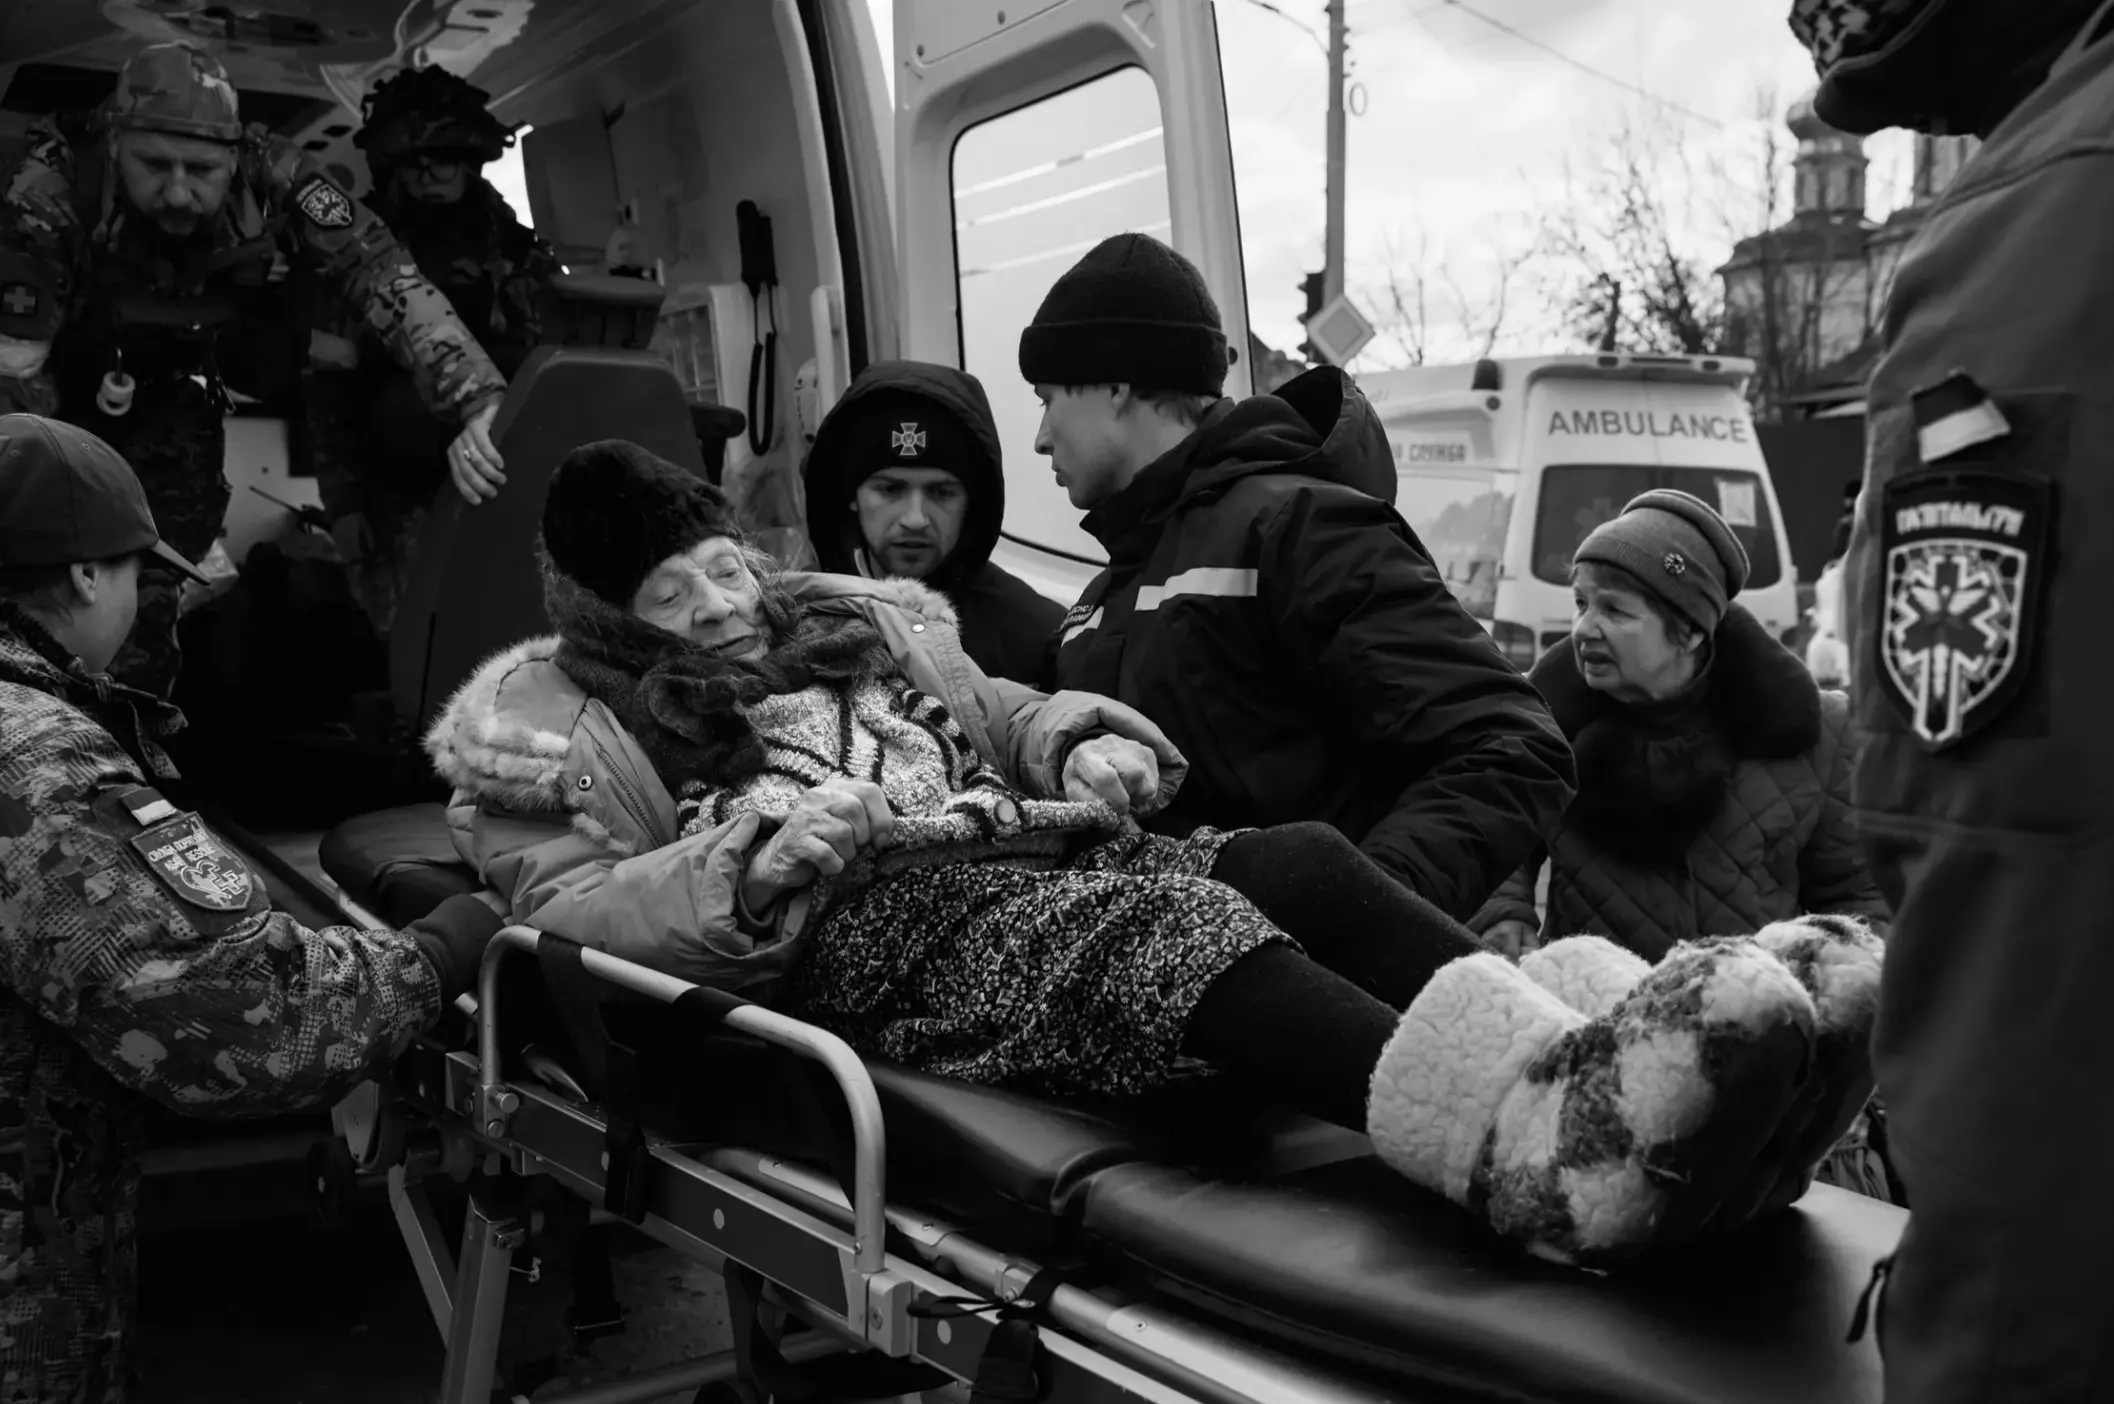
xmin=486 ymin=129 xmax=535 ymax=228
xmin=1396 ymin=468 xmax=1515 ymax=621
xmin=952 ymin=66 xmax=1171 ymax=563
xmin=1533 ymin=465 xmax=1783 ymax=589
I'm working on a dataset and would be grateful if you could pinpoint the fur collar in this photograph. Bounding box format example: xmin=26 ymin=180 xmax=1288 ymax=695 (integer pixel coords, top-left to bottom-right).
xmin=422 ymin=570 xmax=962 ymax=816
xmin=424 ymin=636 xmax=581 ymax=815
xmin=1529 ymin=605 xmax=1821 ymax=864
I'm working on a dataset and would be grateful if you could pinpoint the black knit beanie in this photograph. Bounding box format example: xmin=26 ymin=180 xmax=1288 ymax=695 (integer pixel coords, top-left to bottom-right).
xmin=541 ymin=439 xmax=739 ymax=606
xmin=1018 ymin=232 xmax=1229 ymax=395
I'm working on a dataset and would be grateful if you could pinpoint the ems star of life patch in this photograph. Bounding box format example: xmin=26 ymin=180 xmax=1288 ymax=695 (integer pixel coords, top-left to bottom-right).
xmin=294 ymin=175 xmax=355 ymax=230
xmin=1878 ymin=465 xmax=2052 ymax=752
xmin=129 ymin=813 xmax=255 ymax=912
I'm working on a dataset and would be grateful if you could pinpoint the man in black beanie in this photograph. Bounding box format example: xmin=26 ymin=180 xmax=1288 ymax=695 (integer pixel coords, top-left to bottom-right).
xmin=1789 ymin=3 xmax=2114 ymax=1401
xmin=1021 ymin=232 xmax=1574 ymax=922
xmin=802 ymin=362 xmax=1063 ymax=684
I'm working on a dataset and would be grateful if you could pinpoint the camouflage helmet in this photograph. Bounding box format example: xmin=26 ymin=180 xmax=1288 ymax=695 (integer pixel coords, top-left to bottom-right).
xmin=353 ymin=66 xmax=511 ymax=170
xmin=107 ymin=41 xmax=243 ymax=144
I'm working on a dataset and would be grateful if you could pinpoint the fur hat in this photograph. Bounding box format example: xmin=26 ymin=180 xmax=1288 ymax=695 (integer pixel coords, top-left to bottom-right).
xmin=1574 ymin=488 xmax=1751 ymax=635
xmin=541 ymin=440 xmax=738 ymax=606
xmin=1017 ymin=233 xmax=1230 ymax=396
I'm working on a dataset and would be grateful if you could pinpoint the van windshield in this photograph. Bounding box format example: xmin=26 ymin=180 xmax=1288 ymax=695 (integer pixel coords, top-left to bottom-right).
xmin=1397 ymin=467 xmax=1516 ymax=620
xmin=1532 ymin=465 xmax=1782 ymax=589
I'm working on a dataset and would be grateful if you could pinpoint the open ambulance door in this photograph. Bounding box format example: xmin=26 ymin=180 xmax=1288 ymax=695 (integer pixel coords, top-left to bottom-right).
xmin=894 ymin=0 xmax=1252 ymax=596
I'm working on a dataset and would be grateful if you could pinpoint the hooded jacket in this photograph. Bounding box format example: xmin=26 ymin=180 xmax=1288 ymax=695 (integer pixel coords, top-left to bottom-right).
xmin=1049 ymin=367 xmax=1575 ymax=921
xmin=425 ymin=573 xmax=1176 ymax=989
xmin=804 ymin=362 xmax=1065 ymax=685
xmin=1470 ymin=606 xmax=1888 ymax=959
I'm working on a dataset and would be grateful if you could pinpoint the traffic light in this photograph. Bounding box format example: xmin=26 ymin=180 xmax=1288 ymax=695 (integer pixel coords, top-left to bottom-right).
xmin=1299 ymin=271 xmax=1325 ymax=323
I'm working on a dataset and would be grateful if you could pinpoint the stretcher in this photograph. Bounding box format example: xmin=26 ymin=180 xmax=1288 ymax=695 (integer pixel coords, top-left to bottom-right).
xmin=320 ymin=803 xmax=1905 ymax=1404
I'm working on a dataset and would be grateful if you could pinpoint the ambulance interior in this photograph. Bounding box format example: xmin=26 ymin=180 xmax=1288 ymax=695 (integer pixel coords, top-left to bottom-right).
xmin=1 ymin=6 xmax=1906 ymax=1403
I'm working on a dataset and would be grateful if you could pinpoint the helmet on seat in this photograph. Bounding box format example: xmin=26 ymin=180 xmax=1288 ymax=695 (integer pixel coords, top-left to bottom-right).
xmin=107 ymin=41 xmax=243 ymax=144
xmin=353 ymin=66 xmax=512 ymax=171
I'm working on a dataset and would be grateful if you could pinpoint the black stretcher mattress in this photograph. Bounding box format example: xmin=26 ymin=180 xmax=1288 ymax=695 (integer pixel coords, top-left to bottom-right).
xmin=325 ymin=804 xmax=1903 ymax=1404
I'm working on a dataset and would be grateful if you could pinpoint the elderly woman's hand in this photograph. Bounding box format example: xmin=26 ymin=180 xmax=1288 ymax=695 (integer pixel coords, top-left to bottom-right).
xmin=1062 ymin=734 xmax=1161 ymax=816
xmin=741 ymin=779 xmax=893 ymax=912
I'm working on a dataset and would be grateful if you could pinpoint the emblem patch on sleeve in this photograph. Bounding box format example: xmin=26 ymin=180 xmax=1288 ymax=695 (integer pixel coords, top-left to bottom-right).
xmin=130 ymin=814 xmax=256 ymax=912
xmin=1878 ymin=465 xmax=2053 ymax=751
xmin=294 ymin=175 xmax=355 ymax=230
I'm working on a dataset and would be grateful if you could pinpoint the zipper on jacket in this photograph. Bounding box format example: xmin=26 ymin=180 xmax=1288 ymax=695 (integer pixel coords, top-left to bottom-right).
xmin=592 ymin=739 xmax=669 ymax=849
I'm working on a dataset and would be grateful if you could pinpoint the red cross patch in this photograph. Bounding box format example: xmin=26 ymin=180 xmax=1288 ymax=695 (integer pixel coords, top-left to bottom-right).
xmin=294 ymin=175 xmax=355 ymax=230
xmin=2 ymin=282 xmax=37 ymax=318
xmin=130 ymin=813 xmax=255 ymax=912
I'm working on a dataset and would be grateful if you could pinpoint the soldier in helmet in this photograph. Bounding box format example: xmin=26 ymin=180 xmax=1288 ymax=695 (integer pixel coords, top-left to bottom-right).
xmin=305 ymin=64 xmax=560 ymax=636
xmin=0 ymin=42 xmax=511 ymax=699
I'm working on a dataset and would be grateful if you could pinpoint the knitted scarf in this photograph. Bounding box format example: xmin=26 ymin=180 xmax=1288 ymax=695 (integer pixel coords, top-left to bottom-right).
xmin=540 ymin=559 xmax=893 ymax=796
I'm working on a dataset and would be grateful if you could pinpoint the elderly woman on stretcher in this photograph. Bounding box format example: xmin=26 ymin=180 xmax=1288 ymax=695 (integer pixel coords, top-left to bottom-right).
xmin=427 ymin=440 xmax=1882 ymax=1269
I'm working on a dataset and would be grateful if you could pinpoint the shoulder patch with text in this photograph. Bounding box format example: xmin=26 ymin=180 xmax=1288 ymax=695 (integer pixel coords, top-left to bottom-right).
xmin=293 ymin=174 xmax=355 ymax=230
xmin=130 ymin=813 xmax=256 ymax=912
xmin=1878 ymin=465 xmax=2052 ymax=751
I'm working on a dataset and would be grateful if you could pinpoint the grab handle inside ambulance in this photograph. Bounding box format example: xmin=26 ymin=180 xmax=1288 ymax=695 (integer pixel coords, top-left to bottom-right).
xmin=737 ymin=199 xmax=778 ymax=458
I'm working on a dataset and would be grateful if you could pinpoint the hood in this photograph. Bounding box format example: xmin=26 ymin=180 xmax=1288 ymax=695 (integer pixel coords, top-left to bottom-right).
xmin=0 ymin=602 xmax=185 ymax=775
xmin=1180 ymin=366 xmax=1397 ymax=510
xmin=802 ymin=361 xmax=1006 ymax=588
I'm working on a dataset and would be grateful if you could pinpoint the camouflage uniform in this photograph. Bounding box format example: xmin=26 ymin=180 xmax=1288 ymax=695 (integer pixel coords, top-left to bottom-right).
xmin=308 ymin=66 xmax=558 ymax=636
xmin=0 ymin=602 xmax=446 ymax=1401
xmin=0 ymin=44 xmax=509 ymax=696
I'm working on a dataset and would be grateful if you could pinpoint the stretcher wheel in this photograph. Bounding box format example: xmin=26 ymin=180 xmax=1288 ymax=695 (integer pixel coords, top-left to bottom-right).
xmin=692 ymin=1382 xmax=765 ymax=1404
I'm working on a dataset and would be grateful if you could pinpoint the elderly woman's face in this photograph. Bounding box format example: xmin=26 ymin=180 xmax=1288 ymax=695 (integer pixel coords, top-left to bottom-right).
xmin=631 ymin=537 xmax=768 ymax=662
xmin=1571 ymin=563 xmax=1700 ymax=702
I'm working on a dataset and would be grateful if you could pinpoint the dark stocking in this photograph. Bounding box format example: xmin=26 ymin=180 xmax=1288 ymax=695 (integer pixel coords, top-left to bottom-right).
xmin=1180 ymin=943 xmax=1400 ymax=1129
xmin=1210 ymin=822 xmax=1482 ymax=1008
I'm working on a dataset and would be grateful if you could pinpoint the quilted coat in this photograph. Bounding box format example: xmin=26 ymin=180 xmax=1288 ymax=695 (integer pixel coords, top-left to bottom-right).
xmin=1470 ymin=606 xmax=1888 ymax=960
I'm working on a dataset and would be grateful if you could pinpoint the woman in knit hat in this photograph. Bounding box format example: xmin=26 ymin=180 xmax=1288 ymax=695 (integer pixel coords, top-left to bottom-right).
xmin=424 ymin=441 xmax=1871 ymax=1265
xmin=1472 ymin=487 xmax=1897 ymax=1204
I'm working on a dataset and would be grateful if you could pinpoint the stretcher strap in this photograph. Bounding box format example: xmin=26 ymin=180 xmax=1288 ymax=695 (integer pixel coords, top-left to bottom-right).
xmin=726 ymin=1262 xmax=949 ymax=1402
xmin=534 ymin=935 xmax=653 ymax=1222
xmin=912 ymin=1266 xmax=1069 ymax=1403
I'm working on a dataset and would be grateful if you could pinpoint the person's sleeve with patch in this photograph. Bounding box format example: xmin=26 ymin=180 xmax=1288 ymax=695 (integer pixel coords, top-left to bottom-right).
xmin=0 ymin=119 xmax=83 ymax=415
xmin=1260 ymin=487 xmax=1577 ymax=921
xmin=253 ymin=135 xmax=506 ymax=427
xmin=0 ymin=718 xmax=478 ymax=1120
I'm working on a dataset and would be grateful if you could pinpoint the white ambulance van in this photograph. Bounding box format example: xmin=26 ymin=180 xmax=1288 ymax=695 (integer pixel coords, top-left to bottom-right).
xmin=1360 ymin=354 xmax=1800 ymax=670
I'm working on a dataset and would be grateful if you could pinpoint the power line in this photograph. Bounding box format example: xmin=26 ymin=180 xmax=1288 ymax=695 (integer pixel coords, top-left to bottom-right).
xmin=1239 ymin=0 xmax=1330 ymax=55
xmin=1434 ymin=0 xmax=1725 ymax=130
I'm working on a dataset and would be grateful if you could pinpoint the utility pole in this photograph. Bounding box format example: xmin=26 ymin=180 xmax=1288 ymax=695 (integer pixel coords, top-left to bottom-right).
xmin=1324 ymin=0 xmax=1348 ymax=306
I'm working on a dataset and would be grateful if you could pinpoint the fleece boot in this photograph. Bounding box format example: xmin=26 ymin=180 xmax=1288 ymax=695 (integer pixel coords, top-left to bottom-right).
xmin=1711 ymin=914 xmax=1887 ymax=1221
xmin=1367 ymin=942 xmax=1816 ymax=1267
xmin=1519 ymin=935 xmax=1650 ymax=1019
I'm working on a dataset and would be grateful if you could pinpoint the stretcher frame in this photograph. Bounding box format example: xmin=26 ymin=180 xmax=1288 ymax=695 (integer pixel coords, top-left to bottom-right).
xmin=363 ymin=927 xmax=1403 ymax=1404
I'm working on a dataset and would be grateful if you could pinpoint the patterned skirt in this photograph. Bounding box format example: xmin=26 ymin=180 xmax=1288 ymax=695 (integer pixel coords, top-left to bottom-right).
xmin=783 ymin=827 xmax=1286 ymax=1100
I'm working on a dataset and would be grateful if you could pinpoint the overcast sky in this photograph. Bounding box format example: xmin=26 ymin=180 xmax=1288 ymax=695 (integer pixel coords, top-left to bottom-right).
xmin=865 ymin=0 xmax=1913 ymax=370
